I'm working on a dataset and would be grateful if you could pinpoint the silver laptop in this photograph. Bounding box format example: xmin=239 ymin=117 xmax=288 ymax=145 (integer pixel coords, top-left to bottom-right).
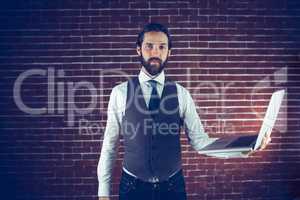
xmin=198 ymin=89 xmax=285 ymax=155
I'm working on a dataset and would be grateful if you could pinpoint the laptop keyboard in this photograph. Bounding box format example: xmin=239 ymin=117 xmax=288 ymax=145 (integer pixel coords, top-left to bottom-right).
xmin=212 ymin=138 xmax=231 ymax=146
xmin=226 ymin=135 xmax=257 ymax=148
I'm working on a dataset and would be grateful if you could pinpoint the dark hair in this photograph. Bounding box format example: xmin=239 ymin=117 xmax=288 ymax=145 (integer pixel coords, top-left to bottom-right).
xmin=136 ymin=23 xmax=172 ymax=49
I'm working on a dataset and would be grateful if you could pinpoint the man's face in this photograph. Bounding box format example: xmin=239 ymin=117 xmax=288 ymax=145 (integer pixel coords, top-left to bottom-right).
xmin=137 ymin=31 xmax=171 ymax=76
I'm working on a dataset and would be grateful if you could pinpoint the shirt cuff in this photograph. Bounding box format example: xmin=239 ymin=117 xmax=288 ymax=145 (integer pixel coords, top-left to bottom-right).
xmin=194 ymin=137 xmax=219 ymax=151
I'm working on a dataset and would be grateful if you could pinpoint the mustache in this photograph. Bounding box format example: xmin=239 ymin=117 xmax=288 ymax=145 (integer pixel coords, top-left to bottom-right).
xmin=148 ymin=57 xmax=162 ymax=63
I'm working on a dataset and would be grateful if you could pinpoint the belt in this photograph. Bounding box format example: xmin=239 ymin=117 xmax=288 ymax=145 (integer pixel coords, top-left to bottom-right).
xmin=122 ymin=167 xmax=181 ymax=183
xmin=121 ymin=168 xmax=184 ymax=187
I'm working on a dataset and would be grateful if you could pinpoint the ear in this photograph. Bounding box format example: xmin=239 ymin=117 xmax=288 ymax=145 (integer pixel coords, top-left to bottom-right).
xmin=136 ymin=46 xmax=141 ymax=56
xmin=168 ymin=49 xmax=171 ymax=57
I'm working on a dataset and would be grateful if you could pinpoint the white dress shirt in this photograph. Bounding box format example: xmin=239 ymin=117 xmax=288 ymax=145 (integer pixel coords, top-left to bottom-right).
xmin=97 ymin=69 xmax=217 ymax=197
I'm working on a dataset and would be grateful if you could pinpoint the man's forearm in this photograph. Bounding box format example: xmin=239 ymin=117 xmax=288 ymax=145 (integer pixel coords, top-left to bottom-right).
xmin=97 ymin=125 xmax=120 ymax=196
xmin=97 ymin=141 xmax=119 ymax=197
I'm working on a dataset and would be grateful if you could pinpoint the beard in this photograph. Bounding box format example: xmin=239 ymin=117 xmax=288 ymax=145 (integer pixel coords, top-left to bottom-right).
xmin=140 ymin=54 xmax=168 ymax=76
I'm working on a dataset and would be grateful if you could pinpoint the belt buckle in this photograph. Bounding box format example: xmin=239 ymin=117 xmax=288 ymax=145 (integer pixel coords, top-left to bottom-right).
xmin=148 ymin=176 xmax=159 ymax=183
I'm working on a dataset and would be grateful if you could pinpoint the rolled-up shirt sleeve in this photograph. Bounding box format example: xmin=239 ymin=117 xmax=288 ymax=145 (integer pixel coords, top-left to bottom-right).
xmin=97 ymin=86 xmax=122 ymax=197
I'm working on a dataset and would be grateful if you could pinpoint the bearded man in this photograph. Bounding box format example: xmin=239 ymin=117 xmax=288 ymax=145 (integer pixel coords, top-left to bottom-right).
xmin=96 ymin=22 xmax=218 ymax=200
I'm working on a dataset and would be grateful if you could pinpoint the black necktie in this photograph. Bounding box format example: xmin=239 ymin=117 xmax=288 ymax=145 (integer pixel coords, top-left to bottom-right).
xmin=148 ymin=80 xmax=160 ymax=116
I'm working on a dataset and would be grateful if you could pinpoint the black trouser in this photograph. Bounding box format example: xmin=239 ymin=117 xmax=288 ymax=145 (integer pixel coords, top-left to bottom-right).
xmin=119 ymin=169 xmax=187 ymax=200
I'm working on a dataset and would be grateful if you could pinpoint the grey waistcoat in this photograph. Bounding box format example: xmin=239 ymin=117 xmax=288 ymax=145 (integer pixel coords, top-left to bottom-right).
xmin=122 ymin=77 xmax=183 ymax=182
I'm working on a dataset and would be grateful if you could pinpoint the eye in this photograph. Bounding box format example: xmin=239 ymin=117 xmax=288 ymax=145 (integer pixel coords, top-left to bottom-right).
xmin=145 ymin=43 xmax=153 ymax=50
xmin=159 ymin=45 xmax=166 ymax=50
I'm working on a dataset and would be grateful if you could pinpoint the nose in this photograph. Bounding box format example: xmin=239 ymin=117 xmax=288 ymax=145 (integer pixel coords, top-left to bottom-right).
xmin=150 ymin=46 xmax=160 ymax=57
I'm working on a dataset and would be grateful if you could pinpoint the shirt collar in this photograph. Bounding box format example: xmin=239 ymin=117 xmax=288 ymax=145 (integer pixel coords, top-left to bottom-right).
xmin=138 ymin=69 xmax=165 ymax=86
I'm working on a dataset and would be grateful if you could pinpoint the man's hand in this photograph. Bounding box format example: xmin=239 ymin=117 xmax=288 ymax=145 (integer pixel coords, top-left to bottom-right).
xmin=259 ymin=135 xmax=271 ymax=151
xmin=247 ymin=135 xmax=271 ymax=156
xmin=99 ymin=197 xmax=110 ymax=200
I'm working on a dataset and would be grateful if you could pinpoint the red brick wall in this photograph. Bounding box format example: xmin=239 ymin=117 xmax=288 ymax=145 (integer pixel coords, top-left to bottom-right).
xmin=1 ymin=1 xmax=300 ymax=200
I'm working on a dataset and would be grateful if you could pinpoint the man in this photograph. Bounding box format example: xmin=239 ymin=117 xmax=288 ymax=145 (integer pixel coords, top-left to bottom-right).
xmin=97 ymin=23 xmax=270 ymax=200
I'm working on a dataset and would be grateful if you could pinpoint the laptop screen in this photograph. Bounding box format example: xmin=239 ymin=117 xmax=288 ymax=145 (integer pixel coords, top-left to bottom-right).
xmin=254 ymin=89 xmax=285 ymax=150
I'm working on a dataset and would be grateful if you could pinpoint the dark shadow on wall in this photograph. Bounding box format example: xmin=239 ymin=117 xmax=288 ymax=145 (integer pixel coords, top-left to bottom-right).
xmin=259 ymin=69 xmax=300 ymax=199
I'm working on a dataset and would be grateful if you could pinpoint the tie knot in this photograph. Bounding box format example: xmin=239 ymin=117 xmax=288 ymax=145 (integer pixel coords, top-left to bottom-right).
xmin=148 ymin=80 xmax=157 ymax=88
